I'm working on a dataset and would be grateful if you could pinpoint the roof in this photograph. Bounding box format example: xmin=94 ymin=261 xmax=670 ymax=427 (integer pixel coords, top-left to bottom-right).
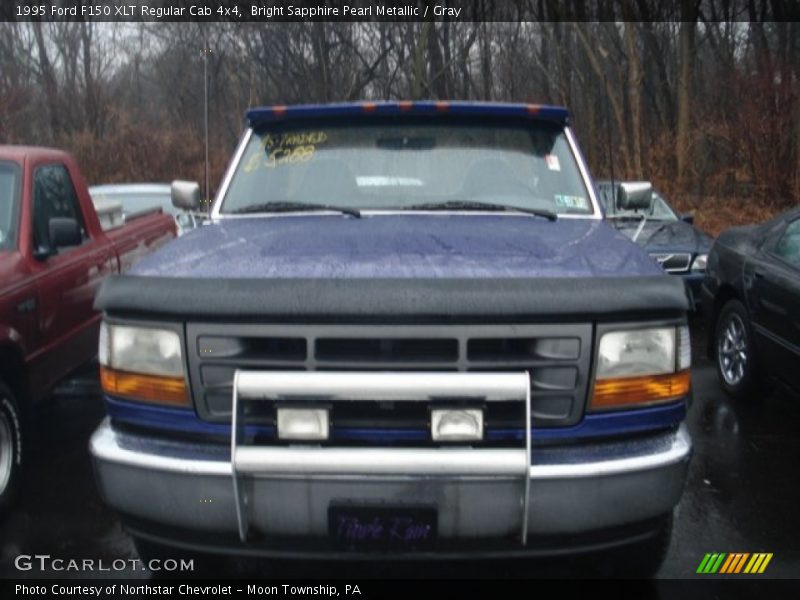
xmin=0 ymin=145 xmax=71 ymax=163
xmin=246 ymin=101 xmax=570 ymax=127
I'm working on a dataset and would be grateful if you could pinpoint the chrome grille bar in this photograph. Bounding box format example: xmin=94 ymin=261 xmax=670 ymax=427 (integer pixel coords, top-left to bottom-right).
xmin=235 ymin=370 xmax=531 ymax=402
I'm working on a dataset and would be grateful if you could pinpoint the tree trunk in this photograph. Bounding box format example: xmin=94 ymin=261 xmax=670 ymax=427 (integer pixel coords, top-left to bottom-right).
xmin=411 ymin=22 xmax=431 ymax=99
xmin=427 ymin=22 xmax=447 ymax=98
xmin=676 ymin=1 xmax=698 ymax=187
xmin=32 ymin=21 xmax=61 ymax=137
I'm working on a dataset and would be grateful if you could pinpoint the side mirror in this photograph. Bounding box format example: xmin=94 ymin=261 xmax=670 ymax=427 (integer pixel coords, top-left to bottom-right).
xmin=171 ymin=180 xmax=201 ymax=211
xmin=617 ymin=181 xmax=653 ymax=211
xmin=680 ymin=213 xmax=695 ymax=225
xmin=35 ymin=217 xmax=82 ymax=260
xmin=50 ymin=217 xmax=82 ymax=248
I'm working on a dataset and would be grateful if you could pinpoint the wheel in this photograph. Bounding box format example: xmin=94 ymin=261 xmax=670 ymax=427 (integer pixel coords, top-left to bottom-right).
xmin=715 ymin=299 xmax=759 ymax=399
xmin=0 ymin=380 xmax=23 ymax=513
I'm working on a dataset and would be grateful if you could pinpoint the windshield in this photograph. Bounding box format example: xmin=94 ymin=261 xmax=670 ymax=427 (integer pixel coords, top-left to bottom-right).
xmin=220 ymin=119 xmax=595 ymax=216
xmin=598 ymin=185 xmax=678 ymax=222
xmin=0 ymin=161 xmax=21 ymax=250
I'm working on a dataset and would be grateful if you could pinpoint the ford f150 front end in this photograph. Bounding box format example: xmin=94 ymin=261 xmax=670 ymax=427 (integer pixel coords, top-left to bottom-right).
xmin=90 ymin=102 xmax=692 ymax=574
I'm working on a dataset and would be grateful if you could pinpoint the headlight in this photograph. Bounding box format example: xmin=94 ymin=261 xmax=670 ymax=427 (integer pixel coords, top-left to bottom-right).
xmin=691 ymin=254 xmax=708 ymax=272
xmin=591 ymin=325 xmax=690 ymax=410
xmin=99 ymin=322 xmax=188 ymax=406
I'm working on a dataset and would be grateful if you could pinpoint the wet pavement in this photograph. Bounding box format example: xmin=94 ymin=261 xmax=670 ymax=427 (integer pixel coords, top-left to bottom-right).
xmin=1 ymin=323 xmax=799 ymax=579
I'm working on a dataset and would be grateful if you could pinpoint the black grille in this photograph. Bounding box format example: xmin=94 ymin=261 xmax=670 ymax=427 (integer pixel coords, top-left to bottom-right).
xmin=650 ymin=252 xmax=691 ymax=273
xmin=316 ymin=338 xmax=458 ymax=362
xmin=186 ymin=323 xmax=592 ymax=431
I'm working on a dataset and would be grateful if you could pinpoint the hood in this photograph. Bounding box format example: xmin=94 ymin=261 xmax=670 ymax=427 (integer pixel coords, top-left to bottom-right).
xmin=130 ymin=214 xmax=663 ymax=279
xmin=715 ymin=224 xmax=761 ymax=255
xmin=610 ymin=219 xmax=712 ymax=255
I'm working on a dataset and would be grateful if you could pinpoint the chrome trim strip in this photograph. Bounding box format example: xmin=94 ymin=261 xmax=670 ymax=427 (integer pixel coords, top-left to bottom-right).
xmin=89 ymin=419 xmax=231 ymax=476
xmin=528 ymin=424 xmax=691 ymax=479
xmin=235 ymin=447 xmax=527 ymax=477
xmin=91 ymin=420 xmax=691 ymax=481
xmin=235 ymin=371 xmax=531 ymax=403
xmin=521 ymin=371 xmax=531 ymax=545
xmin=211 ymin=128 xmax=253 ymax=219
xmin=565 ymin=127 xmax=603 ymax=220
xmin=752 ymin=323 xmax=800 ymax=357
xmin=231 ymin=371 xmax=248 ymax=542
xmin=213 ymin=210 xmax=595 ymax=220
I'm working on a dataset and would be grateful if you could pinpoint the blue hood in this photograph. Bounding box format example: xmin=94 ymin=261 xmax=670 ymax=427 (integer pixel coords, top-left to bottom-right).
xmin=130 ymin=214 xmax=663 ymax=279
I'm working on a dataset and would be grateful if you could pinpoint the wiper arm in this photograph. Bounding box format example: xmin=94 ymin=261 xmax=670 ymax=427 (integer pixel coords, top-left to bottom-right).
xmin=405 ymin=200 xmax=557 ymax=221
xmin=642 ymin=223 xmax=670 ymax=245
xmin=632 ymin=213 xmax=648 ymax=242
xmin=229 ymin=201 xmax=361 ymax=218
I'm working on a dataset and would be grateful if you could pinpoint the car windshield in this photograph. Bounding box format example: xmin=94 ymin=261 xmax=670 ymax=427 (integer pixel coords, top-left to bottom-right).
xmin=0 ymin=161 xmax=21 ymax=250
xmin=220 ymin=118 xmax=595 ymax=216
xmin=599 ymin=185 xmax=678 ymax=222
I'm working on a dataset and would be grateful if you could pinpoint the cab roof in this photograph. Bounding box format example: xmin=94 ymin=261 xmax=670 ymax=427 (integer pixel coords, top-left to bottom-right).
xmin=246 ymin=101 xmax=570 ymax=127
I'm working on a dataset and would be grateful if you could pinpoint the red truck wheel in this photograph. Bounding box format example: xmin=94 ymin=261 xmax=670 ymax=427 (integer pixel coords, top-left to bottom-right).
xmin=0 ymin=381 xmax=23 ymax=513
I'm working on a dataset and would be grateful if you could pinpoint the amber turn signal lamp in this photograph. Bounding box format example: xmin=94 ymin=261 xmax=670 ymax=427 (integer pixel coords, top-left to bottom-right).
xmin=590 ymin=369 xmax=691 ymax=410
xmin=100 ymin=366 xmax=189 ymax=407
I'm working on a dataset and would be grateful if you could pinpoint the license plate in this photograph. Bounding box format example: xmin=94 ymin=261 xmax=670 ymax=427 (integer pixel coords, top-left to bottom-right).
xmin=328 ymin=504 xmax=437 ymax=551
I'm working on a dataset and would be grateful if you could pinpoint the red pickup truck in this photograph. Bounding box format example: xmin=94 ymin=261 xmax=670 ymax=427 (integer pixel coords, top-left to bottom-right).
xmin=0 ymin=146 xmax=176 ymax=510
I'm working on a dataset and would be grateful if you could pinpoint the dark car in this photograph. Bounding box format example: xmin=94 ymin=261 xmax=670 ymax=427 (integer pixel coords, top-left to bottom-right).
xmin=597 ymin=181 xmax=712 ymax=309
xmin=702 ymin=207 xmax=800 ymax=398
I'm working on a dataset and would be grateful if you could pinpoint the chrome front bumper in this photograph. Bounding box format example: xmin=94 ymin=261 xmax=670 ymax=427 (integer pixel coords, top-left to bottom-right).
xmin=91 ymin=370 xmax=691 ymax=555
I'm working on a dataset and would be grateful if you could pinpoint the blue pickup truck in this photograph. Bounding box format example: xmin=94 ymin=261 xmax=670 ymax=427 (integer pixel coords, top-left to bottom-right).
xmin=90 ymin=102 xmax=692 ymax=575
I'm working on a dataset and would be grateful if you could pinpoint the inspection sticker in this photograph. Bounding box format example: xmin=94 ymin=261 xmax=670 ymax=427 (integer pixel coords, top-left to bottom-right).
xmin=554 ymin=195 xmax=588 ymax=210
xmin=545 ymin=154 xmax=561 ymax=171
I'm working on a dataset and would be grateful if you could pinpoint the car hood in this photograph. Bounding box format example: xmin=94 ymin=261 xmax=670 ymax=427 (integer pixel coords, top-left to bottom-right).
xmin=610 ymin=219 xmax=713 ymax=255
xmin=130 ymin=214 xmax=664 ymax=279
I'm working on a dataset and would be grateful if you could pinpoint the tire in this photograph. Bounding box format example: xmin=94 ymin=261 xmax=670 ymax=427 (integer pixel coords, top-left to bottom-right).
xmin=715 ymin=299 xmax=759 ymax=400
xmin=0 ymin=380 xmax=23 ymax=514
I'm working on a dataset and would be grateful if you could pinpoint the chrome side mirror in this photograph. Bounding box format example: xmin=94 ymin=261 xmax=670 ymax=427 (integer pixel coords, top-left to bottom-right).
xmin=171 ymin=180 xmax=201 ymax=211
xmin=617 ymin=181 xmax=653 ymax=211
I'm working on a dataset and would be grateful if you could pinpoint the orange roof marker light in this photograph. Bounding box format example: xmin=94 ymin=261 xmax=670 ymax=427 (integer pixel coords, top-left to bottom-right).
xmin=435 ymin=101 xmax=450 ymax=112
xmin=272 ymin=105 xmax=287 ymax=117
xmin=362 ymin=102 xmax=377 ymax=113
xmin=398 ymin=101 xmax=414 ymax=111
xmin=527 ymin=104 xmax=542 ymax=114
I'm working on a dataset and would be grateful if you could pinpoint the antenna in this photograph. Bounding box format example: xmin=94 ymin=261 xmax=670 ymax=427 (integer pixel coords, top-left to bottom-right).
xmin=203 ymin=31 xmax=210 ymax=217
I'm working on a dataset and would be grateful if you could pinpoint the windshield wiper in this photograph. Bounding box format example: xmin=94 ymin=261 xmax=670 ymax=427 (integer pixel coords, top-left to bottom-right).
xmin=228 ymin=201 xmax=361 ymax=218
xmin=642 ymin=222 xmax=671 ymax=245
xmin=404 ymin=200 xmax=557 ymax=221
